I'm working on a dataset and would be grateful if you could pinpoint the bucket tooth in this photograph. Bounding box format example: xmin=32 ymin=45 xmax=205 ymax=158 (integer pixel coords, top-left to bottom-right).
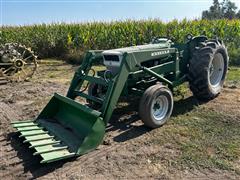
xmin=29 ymin=139 xmax=60 ymax=147
xmin=12 ymin=122 xmax=37 ymax=128
xmin=33 ymin=146 xmax=68 ymax=155
xmin=17 ymin=126 xmax=43 ymax=131
xmin=40 ymin=151 xmax=76 ymax=164
xmin=23 ymin=134 xmax=54 ymax=143
xmin=30 ymin=140 xmax=61 ymax=148
xmin=20 ymin=131 xmax=48 ymax=137
xmin=19 ymin=129 xmax=48 ymax=137
xmin=11 ymin=120 xmax=34 ymax=124
xmin=15 ymin=124 xmax=38 ymax=128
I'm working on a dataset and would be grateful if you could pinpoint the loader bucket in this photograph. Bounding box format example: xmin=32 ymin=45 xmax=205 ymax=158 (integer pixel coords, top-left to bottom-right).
xmin=11 ymin=93 xmax=105 ymax=163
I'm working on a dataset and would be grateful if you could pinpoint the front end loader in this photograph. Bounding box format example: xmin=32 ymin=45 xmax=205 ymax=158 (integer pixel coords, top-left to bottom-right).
xmin=12 ymin=35 xmax=229 ymax=163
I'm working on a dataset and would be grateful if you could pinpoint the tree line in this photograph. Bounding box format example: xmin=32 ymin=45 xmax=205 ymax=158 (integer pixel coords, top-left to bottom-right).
xmin=202 ymin=0 xmax=240 ymax=20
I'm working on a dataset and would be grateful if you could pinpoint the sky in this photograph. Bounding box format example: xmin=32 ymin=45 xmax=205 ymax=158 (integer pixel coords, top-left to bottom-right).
xmin=1 ymin=0 xmax=240 ymax=26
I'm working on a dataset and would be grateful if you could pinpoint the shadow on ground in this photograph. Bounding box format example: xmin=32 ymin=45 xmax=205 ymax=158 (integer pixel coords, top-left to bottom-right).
xmin=107 ymin=95 xmax=200 ymax=143
xmin=5 ymin=132 xmax=76 ymax=179
xmin=172 ymin=96 xmax=199 ymax=117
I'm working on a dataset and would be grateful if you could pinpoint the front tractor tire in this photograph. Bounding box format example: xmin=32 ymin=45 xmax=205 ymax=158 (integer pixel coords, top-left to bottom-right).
xmin=139 ymin=84 xmax=174 ymax=128
xmin=188 ymin=41 xmax=228 ymax=101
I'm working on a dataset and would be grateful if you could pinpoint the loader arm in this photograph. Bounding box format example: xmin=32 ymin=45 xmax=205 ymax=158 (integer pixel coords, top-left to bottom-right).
xmin=66 ymin=51 xmax=132 ymax=124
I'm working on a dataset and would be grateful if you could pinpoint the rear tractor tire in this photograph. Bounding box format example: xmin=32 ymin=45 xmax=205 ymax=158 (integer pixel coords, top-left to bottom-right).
xmin=188 ymin=41 xmax=228 ymax=101
xmin=139 ymin=84 xmax=174 ymax=128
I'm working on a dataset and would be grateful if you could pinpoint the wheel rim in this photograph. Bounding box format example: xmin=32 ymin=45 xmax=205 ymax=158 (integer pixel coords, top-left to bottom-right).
xmin=151 ymin=95 xmax=169 ymax=122
xmin=0 ymin=43 xmax=37 ymax=82
xmin=209 ymin=53 xmax=224 ymax=89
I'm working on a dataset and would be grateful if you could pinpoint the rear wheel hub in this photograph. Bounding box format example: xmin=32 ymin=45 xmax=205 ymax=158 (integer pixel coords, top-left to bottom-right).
xmin=14 ymin=59 xmax=24 ymax=69
xmin=209 ymin=53 xmax=224 ymax=89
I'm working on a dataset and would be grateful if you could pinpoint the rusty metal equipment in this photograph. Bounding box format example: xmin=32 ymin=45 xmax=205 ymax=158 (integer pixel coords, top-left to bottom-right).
xmin=0 ymin=43 xmax=37 ymax=83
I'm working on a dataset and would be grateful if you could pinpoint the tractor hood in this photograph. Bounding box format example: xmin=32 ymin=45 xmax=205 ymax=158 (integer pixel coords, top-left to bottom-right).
xmin=103 ymin=39 xmax=172 ymax=55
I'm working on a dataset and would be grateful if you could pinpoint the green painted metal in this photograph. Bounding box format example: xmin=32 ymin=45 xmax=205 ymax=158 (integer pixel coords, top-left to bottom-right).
xmin=139 ymin=65 xmax=173 ymax=86
xmin=12 ymin=35 xmax=211 ymax=163
xmin=74 ymin=90 xmax=104 ymax=104
xmin=11 ymin=93 xmax=105 ymax=163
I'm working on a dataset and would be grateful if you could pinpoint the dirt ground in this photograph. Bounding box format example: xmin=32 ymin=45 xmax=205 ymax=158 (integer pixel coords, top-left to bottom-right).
xmin=0 ymin=61 xmax=240 ymax=179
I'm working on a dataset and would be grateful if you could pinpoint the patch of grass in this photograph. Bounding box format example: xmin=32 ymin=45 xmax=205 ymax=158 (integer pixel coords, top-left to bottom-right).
xmin=173 ymin=83 xmax=189 ymax=99
xmin=176 ymin=110 xmax=240 ymax=171
xmin=34 ymin=61 xmax=76 ymax=84
xmin=227 ymin=67 xmax=240 ymax=82
xmin=38 ymin=59 xmax=66 ymax=65
xmin=148 ymin=105 xmax=240 ymax=173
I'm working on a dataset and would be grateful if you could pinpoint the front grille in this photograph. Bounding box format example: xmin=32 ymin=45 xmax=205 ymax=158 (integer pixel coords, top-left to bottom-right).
xmin=104 ymin=55 xmax=119 ymax=62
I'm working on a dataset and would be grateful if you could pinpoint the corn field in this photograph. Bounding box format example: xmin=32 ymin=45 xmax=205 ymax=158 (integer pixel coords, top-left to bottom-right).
xmin=1 ymin=19 xmax=240 ymax=65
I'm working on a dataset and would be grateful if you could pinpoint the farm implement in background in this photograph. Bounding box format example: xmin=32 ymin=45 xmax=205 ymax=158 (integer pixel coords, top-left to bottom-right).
xmin=0 ymin=43 xmax=37 ymax=84
xmin=12 ymin=35 xmax=228 ymax=163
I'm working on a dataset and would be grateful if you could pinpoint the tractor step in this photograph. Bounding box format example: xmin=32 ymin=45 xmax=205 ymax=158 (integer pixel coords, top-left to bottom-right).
xmin=11 ymin=120 xmax=76 ymax=163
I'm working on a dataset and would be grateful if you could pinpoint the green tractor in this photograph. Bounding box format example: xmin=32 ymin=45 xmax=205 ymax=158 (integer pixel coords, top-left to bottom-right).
xmin=12 ymin=35 xmax=228 ymax=163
